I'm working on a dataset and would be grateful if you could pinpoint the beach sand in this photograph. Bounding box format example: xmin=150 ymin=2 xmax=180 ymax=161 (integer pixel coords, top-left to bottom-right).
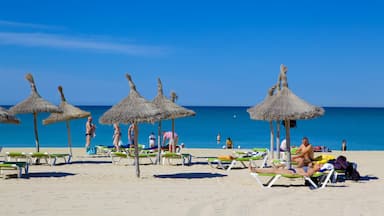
xmin=1 ymin=147 xmax=383 ymax=216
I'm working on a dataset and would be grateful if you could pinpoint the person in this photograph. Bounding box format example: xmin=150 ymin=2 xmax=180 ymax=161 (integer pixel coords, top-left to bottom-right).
xmin=162 ymin=131 xmax=179 ymax=152
xmin=250 ymin=163 xmax=322 ymax=177
xmin=341 ymin=139 xmax=347 ymax=151
xmin=112 ymin=123 xmax=122 ymax=151
xmin=226 ymin=137 xmax=233 ymax=149
xmin=292 ymin=137 xmax=314 ymax=168
xmin=280 ymin=139 xmax=287 ymax=151
xmin=85 ymin=116 xmax=96 ymax=150
xmin=148 ymin=132 xmax=156 ymax=148
xmin=128 ymin=124 xmax=135 ymax=147
xmin=216 ymin=132 xmax=221 ymax=145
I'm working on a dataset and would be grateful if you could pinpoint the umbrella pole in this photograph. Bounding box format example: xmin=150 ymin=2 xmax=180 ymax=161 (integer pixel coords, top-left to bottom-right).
xmin=171 ymin=119 xmax=175 ymax=152
xmin=269 ymin=121 xmax=274 ymax=160
xmin=276 ymin=121 xmax=281 ymax=159
xmin=33 ymin=112 xmax=40 ymax=164
xmin=157 ymin=121 xmax=162 ymax=165
xmin=285 ymin=119 xmax=292 ymax=169
xmin=66 ymin=120 xmax=73 ymax=156
xmin=134 ymin=123 xmax=140 ymax=178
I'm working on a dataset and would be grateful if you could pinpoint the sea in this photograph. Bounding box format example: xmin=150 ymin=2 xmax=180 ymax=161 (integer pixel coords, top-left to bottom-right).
xmin=1 ymin=106 xmax=383 ymax=151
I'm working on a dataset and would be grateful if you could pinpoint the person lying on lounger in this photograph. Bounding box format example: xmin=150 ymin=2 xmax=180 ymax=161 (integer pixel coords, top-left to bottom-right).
xmin=249 ymin=163 xmax=322 ymax=177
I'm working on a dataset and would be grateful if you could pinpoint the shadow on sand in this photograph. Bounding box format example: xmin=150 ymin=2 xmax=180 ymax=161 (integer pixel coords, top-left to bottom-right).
xmin=154 ymin=172 xmax=227 ymax=179
xmin=70 ymin=160 xmax=112 ymax=165
xmin=14 ymin=172 xmax=76 ymax=179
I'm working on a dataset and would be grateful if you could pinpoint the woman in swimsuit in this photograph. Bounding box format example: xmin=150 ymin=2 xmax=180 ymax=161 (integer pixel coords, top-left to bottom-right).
xmin=250 ymin=163 xmax=322 ymax=177
xmin=113 ymin=123 xmax=122 ymax=151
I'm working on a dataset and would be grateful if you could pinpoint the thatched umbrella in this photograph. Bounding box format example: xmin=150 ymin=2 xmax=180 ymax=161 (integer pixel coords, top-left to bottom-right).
xmin=152 ymin=78 xmax=195 ymax=160
xmin=247 ymin=64 xmax=324 ymax=168
xmin=0 ymin=106 xmax=20 ymax=124
xmin=99 ymin=74 xmax=161 ymax=178
xmin=43 ymin=86 xmax=91 ymax=155
xmin=247 ymin=85 xmax=277 ymax=159
xmin=9 ymin=73 xmax=61 ymax=155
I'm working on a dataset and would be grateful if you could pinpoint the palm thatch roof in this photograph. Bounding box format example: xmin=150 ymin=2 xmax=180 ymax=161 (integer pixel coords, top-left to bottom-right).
xmin=43 ymin=86 xmax=90 ymax=125
xmin=246 ymin=64 xmax=324 ymax=168
xmin=9 ymin=73 xmax=61 ymax=114
xmin=152 ymin=78 xmax=195 ymax=120
xmin=99 ymin=74 xmax=161 ymax=125
xmin=0 ymin=106 xmax=20 ymax=124
xmin=247 ymin=86 xmax=324 ymax=121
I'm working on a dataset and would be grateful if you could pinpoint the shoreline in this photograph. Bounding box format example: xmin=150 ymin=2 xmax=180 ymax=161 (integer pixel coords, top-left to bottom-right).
xmin=1 ymin=148 xmax=383 ymax=215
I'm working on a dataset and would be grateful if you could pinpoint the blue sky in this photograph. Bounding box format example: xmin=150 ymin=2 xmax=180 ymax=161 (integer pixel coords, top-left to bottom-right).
xmin=0 ymin=0 xmax=383 ymax=107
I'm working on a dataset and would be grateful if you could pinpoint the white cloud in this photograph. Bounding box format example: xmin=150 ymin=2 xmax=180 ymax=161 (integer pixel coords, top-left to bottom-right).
xmin=0 ymin=20 xmax=64 ymax=30
xmin=0 ymin=32 xmax=167 ymax=56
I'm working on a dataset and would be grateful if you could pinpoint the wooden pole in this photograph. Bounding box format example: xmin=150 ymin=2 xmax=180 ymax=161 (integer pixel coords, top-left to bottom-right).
xmin=157 ymin=121 xmax=162 ymax=164
xmin=285 ymin=119 xmax=292 ymax=169
xmin=33 ymin=112 xmax=40 ymax=164
xmin=269 ymin=121 xmax=274 ymax=159
xmin=276 ymin=121 xmax=281 ymax=159
xmin=170 ymin=92 xmax=177 ymax=153
xmin=66 ymin=120 xmax=73 ymax=156
xmin=134 ymin=122 xmax=140 ymax=178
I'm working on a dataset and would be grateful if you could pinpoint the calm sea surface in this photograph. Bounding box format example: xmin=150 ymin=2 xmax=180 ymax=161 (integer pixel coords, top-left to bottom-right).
xmin=1 ymin=106 xmax=383 ymax=151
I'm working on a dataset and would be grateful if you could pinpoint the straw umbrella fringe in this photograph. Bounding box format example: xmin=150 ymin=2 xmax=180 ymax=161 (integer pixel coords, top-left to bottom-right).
xmin=99 ymin=74 xmax=161 ymax=178
xmin=152 ymin=78 xmax=195 ymax=159
xmin=43 ymin=86 xmax=91 ymax=155
xmin=0 ymin=106 xmax=20 ymax=124
xmin=9 ymin=73 xmax=61 ymax=154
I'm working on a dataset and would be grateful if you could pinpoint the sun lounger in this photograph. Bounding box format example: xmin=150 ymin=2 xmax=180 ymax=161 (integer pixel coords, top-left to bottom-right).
xmin=5 ymin=152 xmax=29 ymax=162
xmin=0 ymin=161 xmax=29 ymax=178
xmin=250 ymin=168 xmax=335 ymax=189
xmin=28 ymin=152 xmax=50 ymax=164
xmin=49 ymin=153 xmax=72 ymax=165
xmin=110 ymin=151 xmax=157 ymax=165
xmin=161 ymin=152 xmax=192 ymax=166
xmin=7 ymin=152 xmax=71 ymax=166
xmin=208 ymin=148 xmax=268 ymax=171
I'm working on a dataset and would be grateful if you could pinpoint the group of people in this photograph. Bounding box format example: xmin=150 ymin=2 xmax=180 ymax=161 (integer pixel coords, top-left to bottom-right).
xmin=216 ymin=132 xmax=234 ymax=149
xmin=85 ymin=116 xmax=179 ymax=153
xmin=251 ymin=136 xmax=323 ymax=176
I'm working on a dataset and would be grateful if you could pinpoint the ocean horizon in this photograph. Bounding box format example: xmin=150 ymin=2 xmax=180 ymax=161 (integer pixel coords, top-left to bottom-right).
xmin=1 ymin=106 xmax=383 ymax=151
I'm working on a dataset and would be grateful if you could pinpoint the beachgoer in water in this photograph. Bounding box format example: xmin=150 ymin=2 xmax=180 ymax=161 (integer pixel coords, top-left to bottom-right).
xmin=226 ymin=137 xmax=233 ymax=149
xmin=216 ymin=132 xmax=221 ymax=145
xmin=341 ymin=139 xmax=347 ymax=151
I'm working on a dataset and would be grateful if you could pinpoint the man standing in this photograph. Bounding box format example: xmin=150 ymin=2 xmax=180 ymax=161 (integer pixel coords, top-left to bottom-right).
xmin=85 ymin=116 xmax=96 ymax=150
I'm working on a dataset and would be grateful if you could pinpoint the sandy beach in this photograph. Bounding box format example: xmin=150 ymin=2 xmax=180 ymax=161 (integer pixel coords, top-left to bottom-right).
xmin=1 ymin=147 xmax=383 ymax=216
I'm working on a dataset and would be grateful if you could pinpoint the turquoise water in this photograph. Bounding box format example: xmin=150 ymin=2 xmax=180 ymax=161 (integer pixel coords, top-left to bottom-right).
xmin=1 ymin=106 xmax=383 ymax=150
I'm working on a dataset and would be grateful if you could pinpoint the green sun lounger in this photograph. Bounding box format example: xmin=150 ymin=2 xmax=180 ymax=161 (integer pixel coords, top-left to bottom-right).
xmin=110 ymin=151 xmax=157 ymax=165
xmin=250 ymin=169 xmax=335 ymax=189
xmin=208 ymin=148 xmax=268 ymax=171
xmin=161 ymin=152 xmax=192 ymax=166
xmin=0 ymin=161 xmax=29 ymax=178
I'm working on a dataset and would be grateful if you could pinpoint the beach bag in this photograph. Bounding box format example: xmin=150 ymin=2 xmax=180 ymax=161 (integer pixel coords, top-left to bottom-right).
xmin=345 ymin=162 xmax=360 ymax=181
xmin=86 ymin=147 xmax=97 ymax=155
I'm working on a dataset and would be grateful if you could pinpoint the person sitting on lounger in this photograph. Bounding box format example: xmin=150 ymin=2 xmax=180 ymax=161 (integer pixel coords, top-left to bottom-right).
xmin=250 ymin=163 xmax=322 ymax=177
xmin=292 ymin=136 xmax=314 ymax=167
